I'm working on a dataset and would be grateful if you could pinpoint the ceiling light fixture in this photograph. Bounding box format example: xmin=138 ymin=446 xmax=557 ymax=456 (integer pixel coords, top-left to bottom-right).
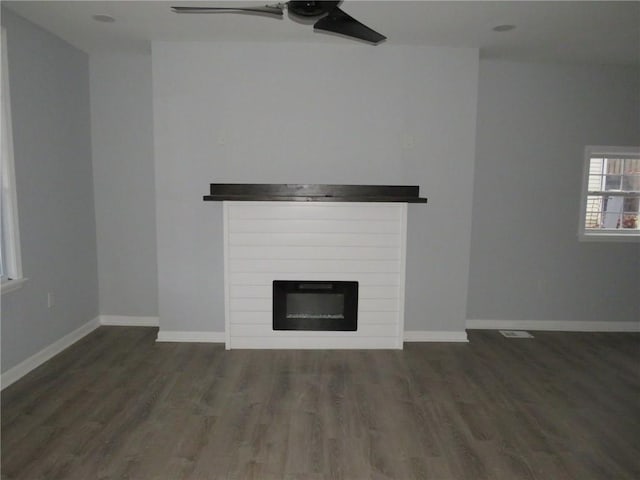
xmin=92 ymin=14 xmax=116 ymax=23
xmin=493 ymin=24 xmax=516 ymax=32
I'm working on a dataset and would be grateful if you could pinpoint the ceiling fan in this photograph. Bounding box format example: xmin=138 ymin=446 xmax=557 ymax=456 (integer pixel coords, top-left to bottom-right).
xmin=171 ymin=1 xmax=386 ymax=44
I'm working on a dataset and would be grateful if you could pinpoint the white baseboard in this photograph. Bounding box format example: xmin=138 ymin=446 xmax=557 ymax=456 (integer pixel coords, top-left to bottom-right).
xmin=466 ymin=319 xmax=640 ymax=332
xmin=1 ymin=317 xmax=101 ymax=390
xmin=156 ymin=330 xmax=225 ymax=343
xmin=99 ymin=315 xmax=159 ymax=327
xmin=404 ymin=330 xmax=469 ymax=342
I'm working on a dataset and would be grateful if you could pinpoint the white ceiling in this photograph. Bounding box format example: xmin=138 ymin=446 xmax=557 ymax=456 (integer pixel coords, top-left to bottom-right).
xmin=4 ymin=1 xmax=640 ymax=65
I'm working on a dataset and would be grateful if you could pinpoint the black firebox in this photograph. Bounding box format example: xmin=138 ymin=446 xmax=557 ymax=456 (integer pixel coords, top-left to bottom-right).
xmin=273 ymin=281 xmax=358 ymax=331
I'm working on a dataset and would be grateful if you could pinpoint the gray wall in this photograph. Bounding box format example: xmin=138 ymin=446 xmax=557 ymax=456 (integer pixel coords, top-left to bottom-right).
xmin=1 ymin=9 xmax=98 ymax=372
xmin=468 ymin=60 xmax=640 ymax=323
xmin=90 ymin=52 xmax=157 ymax=317
xmin=153 ymin=42 xmax=479 ymax=334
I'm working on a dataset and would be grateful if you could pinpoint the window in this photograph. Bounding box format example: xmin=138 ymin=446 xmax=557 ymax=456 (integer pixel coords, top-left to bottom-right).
xmin=1 ymin=28 xmax=25 ymax=294
xmin=580 ymin=146 xmax=640 ymax=241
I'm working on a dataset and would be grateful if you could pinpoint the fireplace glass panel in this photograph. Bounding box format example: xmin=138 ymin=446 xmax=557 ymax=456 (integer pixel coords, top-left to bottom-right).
xmin=286 ymin=293 xmax=345 ymax=320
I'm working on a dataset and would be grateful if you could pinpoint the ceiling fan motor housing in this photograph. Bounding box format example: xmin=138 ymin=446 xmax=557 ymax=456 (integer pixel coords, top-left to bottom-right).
xmin=288 ymin=1 xmax=340 ymax=17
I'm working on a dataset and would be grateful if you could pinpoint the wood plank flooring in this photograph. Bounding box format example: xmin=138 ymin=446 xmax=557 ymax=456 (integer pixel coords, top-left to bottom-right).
xmin=2 ymin=327 xmax=639 ymax=479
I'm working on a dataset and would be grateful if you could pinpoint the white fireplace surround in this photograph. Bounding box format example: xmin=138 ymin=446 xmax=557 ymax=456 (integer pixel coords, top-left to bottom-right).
xmin=223 ymin=201 xmax=408 ymax=349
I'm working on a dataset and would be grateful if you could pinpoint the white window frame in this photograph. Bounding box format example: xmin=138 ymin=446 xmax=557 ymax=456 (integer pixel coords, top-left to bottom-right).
xmin=579 ymin=145 xmax=640 ymax=242
xmin=1 ymin=28 xmax=26 ymax=294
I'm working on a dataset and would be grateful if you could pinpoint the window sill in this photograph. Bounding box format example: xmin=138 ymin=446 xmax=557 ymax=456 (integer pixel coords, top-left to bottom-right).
xmin=1 ymin=277 xmax=28 ymax=295
xmin=579 ymin=232 xmax=640 ymax=243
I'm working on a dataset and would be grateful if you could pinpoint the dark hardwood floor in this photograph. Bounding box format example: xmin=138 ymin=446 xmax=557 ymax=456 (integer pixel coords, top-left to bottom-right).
xmin=2 ymin=327 xmax=639 ymax=479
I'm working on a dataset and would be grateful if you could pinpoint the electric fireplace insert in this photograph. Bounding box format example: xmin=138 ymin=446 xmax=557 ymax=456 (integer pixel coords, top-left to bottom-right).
xmin=273 ymin=280 xmax=358 ymax=331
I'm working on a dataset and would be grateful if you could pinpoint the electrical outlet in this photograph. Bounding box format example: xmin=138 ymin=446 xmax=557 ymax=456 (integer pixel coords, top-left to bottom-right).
xmin=401 ymin=134 xmax=415 ymax=150
xmin=47 ymin=292 xmax=55 ymax=308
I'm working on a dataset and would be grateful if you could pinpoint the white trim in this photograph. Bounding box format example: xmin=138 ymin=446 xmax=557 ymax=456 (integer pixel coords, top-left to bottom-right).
xmin=466 ymin=319 xmax=640 ymax=332
xmin=1 ymin=28 xmax=24 ymax=283
xmin=156 ymin=330 xmax=225 ymax=343
xmin=1 ymin=276 xmax=27 ymax=295
xmin=579 ymin=232 xmax=640 ymax=243
xmin=1 ymin=317 xmax=101 ymax=390
xmin=585 ymin=145 xmax=640 ymax=157
xmin=99 ymin=315 xmax=159 ymax=327
xmin=403 ymin=330 xmax=469 ymax=342
xmin=223 ymin=201 xmax=231 ymax=350
xmin=396 ymin=203 xmax=408 ymax=349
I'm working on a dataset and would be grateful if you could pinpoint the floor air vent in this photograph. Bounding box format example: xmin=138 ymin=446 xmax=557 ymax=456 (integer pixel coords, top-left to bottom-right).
xmin=499 ymin=330 xmax=534 ymax=338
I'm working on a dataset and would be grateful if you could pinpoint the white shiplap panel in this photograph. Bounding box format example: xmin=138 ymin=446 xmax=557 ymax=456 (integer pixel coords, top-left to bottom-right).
xmin=224 ymin=201 xmax=407 ymax=349
xmin=230 ymin=219 xmax=401 ymax=235
xmin=230 ymin=285 xmax=271 ymax=299
xmin=230 ymin=272 xmax=401 ymax=286
xmin=229 ymin=298 xmax=270 ymax=312
xmin=229 ymin=233 xmax=401 ymax=248
xmin=230 ymin=311 xmax=269 ymax=325
xmin=229 ymin=259 xmax=400 ymax=274
xmin=359 ymin=285 xmax=401 ymax=299
xmin=229 ymin=245 xmax=401 ymax=261
xmin=358 ymin=311 xmax=400 ymax=325
xmin=231 ymin=203 xmax=402 ymax=221
xmin=359 ymin=298 xmax=400 ymax=312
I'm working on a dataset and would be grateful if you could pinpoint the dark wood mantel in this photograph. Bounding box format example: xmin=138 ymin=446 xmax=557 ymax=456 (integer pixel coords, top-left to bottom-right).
xmin=203 ymin=184 xmax=428 ymax=203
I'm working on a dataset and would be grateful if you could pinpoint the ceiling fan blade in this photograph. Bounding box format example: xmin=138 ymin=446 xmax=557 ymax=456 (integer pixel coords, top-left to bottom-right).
xmin=313 ymin=7 xmax=386 ymax=44
xmin=171 ymin=5 xmax=284 ymax=16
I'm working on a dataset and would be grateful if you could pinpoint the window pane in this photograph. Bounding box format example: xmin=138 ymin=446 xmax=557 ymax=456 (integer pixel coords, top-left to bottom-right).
xmin=605 ymin=158 xmax=624 ymax=174
xmin=625 ymin=158 xmax=640 ymax=174
xmin=622 ymin=214 xmax=638 ymax=229
xmin=622 ymin=174 xmax=640 ymax=191
xmin=588 ymin=175 xmax=603 ymax=191
xmin=604 ymin=175 xmax=622 ymax=191
xmin=585 ymin=195 xmax=603 ymax=229
xmin=602 ymin=196 xmax=623 ymax=228
xmin=622 ymin=197 xmax=639 ymax=229
xmin=589 ymin=158 xmax=604 ymax=175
